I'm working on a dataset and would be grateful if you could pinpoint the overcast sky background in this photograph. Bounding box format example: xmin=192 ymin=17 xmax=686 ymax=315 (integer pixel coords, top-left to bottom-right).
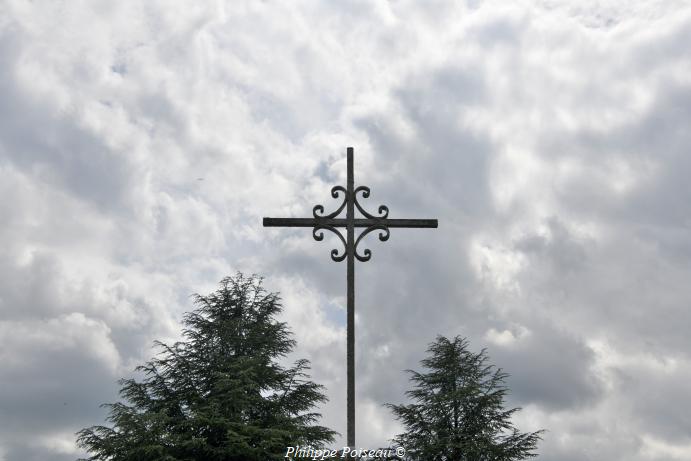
xmin=2 ymin=1 xmax=691 ymax=459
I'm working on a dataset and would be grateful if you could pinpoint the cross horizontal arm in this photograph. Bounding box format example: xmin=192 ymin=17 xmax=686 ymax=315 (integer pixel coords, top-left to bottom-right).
xmin=263 ymin=217 xmax=438 ymax=228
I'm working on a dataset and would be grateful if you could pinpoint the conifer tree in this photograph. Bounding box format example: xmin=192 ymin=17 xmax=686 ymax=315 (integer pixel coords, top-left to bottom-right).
xmin=77 ymin=273 xmax=335 ymax=461
xmin=387 ymin=336 xmax=542 ymax=461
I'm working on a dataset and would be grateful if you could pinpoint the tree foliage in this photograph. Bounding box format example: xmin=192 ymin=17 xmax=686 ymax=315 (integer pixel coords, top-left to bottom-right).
xmin=77 ymin=273 xmax=336 ymax=461
xmin=387 ymin=336 xmax=542 ymax=461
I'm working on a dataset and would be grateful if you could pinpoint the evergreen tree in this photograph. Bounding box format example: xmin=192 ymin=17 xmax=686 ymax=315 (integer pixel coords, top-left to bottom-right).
xmin=387 ymin=336 xmax=542 ymax=461
xmin=77 ymin=273 xmax=336 ymax=461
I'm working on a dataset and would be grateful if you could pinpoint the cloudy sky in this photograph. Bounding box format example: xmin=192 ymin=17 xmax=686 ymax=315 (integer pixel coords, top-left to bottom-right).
xmin=2 ymin=0 xmax=691 ymax=459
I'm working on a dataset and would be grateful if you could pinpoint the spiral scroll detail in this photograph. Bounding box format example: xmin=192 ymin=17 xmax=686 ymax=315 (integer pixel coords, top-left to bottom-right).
xmin=354 ymin=186 xmax=389 ymax=219
xmin=313 ymin=186 xmax=347 ymax=219
xmin=354 ymin=225 xmax=390 ymax=262
xmin=313 ymin=225 xmax=348 ymax=262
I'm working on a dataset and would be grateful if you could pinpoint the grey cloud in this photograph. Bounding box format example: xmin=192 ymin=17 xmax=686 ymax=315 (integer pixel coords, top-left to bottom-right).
xmin=0 ymin=314 xmax=120 ymax=461
xmin=0 ymin=63 xmax=134 ymax=212
xmin=3 ymin=2 xmax=691 ymax=460
xmin=492 ymin=323 xmax=604 ymax=411
xmin=614 ymin=360 xmax=691 ymax=443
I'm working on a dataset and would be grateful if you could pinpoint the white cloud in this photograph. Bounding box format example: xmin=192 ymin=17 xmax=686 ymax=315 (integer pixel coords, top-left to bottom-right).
xmin=2 ymin=0 xmax=691 ymax=459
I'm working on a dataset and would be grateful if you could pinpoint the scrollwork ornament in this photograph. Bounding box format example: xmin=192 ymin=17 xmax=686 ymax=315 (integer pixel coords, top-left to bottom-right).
xmin=313 ymin=225 xmax=348 ymax=262
xmin=354 ymin=225 xmax=390 ymax=262
xmin=354 ymin=186 xmax=389 ymax=219
xmin=313 ymin=186 xmax=347 ymax=219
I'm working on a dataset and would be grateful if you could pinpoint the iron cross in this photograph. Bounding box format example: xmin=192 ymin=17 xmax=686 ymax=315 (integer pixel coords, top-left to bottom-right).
xmin=263 ymin=147 xmax=437 ymax=448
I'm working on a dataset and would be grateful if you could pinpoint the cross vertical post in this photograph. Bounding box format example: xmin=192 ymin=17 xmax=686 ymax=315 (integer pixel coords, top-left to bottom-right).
xmin=346 ymin=147 xmax=355 ymax=447
xmin=263 ymin=147 xmax=437 ymax=448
